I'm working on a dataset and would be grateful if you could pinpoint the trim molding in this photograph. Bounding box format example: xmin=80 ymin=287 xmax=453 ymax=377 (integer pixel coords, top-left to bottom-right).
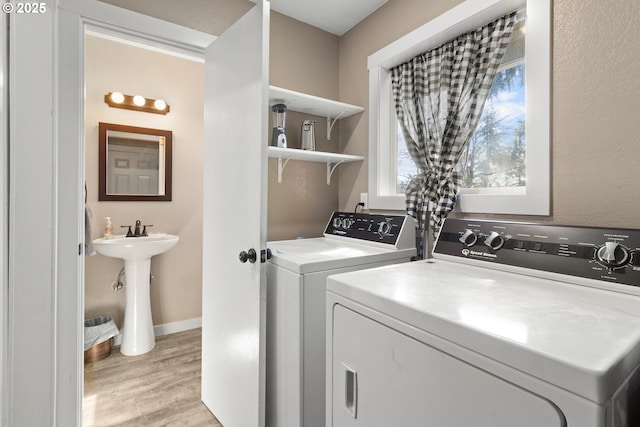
xmin=113 ymin=317 xmax=203 ymax=346
xmin=367 ymin=0 xmax=550 ymax=215
xmin=154 ymin=317 xmax=202 ymax=337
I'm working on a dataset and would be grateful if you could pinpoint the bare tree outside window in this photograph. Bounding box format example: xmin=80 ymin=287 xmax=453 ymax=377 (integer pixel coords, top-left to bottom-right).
xmin=397 ymin=132 xmax=418 ymax=193
xmin=459 ymin=63 xmax=525 ymax=188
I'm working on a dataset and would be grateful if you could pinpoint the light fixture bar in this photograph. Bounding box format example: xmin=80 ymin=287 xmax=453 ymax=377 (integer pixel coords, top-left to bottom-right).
xmin=104 ymin=92 xmax=170 ymax=115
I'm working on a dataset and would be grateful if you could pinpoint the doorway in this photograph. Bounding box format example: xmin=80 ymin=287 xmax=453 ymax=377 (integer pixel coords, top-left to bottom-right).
xmin=83 ymin=28 xmax=206 ymax=346
xmin=52 ymin=3 xmax=216 ymax=423
xmin=83 ymin=26 xmax=208 ymax=424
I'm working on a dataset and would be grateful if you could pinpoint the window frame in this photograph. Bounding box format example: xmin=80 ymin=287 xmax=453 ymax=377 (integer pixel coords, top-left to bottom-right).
xmin=367 ymin=0 xmax=550 ymax=215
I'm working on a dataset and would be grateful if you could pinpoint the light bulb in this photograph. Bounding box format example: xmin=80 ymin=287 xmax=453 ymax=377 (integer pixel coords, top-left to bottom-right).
xmin=154 ymin=99 xmax=167 ymax=110
xmin=110 ymin=92 xmax=124 ymax=104
xmin=133 ymin=95 xmax=146 ymax=107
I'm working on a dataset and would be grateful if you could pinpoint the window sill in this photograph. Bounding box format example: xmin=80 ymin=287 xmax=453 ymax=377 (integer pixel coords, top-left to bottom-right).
xmin=370 ymin=187 xmax=549 ymax=216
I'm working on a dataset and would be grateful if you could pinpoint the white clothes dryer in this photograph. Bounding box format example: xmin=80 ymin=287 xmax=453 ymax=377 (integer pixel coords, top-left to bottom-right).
xmin=266 ymin=211 xmax=416 ymax=427
xmin=327 ymin=218 xmax=640 ymax=427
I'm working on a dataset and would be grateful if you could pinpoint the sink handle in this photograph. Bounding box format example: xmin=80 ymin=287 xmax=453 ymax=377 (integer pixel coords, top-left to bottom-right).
xmin=121 ymin=225 xmax=134 ymax=237
xmin=141 ymin=225 xmax=154 ymax=237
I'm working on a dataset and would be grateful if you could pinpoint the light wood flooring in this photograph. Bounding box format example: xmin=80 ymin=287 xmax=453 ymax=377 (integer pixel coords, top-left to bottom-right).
xmin=84 ymin=328 xmax=222 ymax=426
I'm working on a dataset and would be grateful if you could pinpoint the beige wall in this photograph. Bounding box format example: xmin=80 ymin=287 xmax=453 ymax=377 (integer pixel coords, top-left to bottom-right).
xmin=339 ymin=0 xmax=640 ymax=229
xmin=88 ymin=4 xmax=343 ymax=328
xmin=101 ymin=0 xmax=344 ymax=240
xmin=84 ymin=35 xmax=205 ymax=327
xmin=100 ymin=0 xmax=254 ymax=35
xmin=551 ymin=0 xmax=640 ymax=227
xmin=268 ymin=12 xmax=342 ymax=240
xmin=89 ymin=0 xmax=640 ymax=331
xmin=337 ymin=0 xmax=464 ymax=212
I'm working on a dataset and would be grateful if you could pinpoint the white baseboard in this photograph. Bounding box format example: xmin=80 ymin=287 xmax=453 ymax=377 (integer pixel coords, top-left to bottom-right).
xmin=112 ymin=317 xmax=202 ymax=346
xmin=154 ymin=317 xmax=202 ymax=336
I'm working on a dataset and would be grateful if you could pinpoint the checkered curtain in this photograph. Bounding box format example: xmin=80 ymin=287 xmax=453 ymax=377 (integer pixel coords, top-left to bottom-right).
xmin=391 ymin=12 xmax=517 ymax=237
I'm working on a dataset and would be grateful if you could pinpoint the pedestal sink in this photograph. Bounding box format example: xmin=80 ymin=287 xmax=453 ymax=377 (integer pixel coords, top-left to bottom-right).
xmin=92 ymin=234 xmax=179 ymax=356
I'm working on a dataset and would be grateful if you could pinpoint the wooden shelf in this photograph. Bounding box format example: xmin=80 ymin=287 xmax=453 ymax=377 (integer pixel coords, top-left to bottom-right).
xmin=269 ymin=86 xmax=364 ymax=140
xmin=268 ymin=147 xmax=364 ymax=184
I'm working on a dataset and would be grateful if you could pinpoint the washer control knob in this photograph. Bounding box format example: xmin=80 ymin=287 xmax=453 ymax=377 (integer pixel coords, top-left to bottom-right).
xmin=459 ymin=229 xmax=478 ymax=247
xmin=596 ymin=242 xmax=630 ymax=269
xmin=343 ymin=218 xmax=354 ymax=229
xmin=333 ymin=218 xmax=342 ymax=228
xmin=377 ymin=221 xmax=392 ymax=236
xmin=484 ymin=231 xmax=505 ymax=251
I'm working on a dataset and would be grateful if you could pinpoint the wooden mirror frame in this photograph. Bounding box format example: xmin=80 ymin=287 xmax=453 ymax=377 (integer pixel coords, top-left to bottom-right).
xmin=98 ymin=122 xmax=173 ymax=201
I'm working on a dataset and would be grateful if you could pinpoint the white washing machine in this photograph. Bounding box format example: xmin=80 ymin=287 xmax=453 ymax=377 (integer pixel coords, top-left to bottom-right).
xmin=266 ymin=211 xmax=416 ymax=427
xmin=326 ymin=218 xmax=640 ymax=427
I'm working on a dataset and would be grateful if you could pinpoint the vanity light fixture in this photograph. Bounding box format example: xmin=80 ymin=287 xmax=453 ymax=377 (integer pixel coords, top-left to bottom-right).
xmin=132 ymin=95 xmax=146 ymax=107
xmin=109 ymin=91 xmax=125 ymax=104
xmin=104 ymin=92 xmax=170 ymax=115
xmin=154 ymin=99 xmax=167 ymax=111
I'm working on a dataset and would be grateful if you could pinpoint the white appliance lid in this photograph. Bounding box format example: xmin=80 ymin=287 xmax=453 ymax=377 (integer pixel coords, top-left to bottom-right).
xmin=326 ymin=259 xmax=640 ymax=405
xmin=267 ymin=238 xmax=415 ymax=274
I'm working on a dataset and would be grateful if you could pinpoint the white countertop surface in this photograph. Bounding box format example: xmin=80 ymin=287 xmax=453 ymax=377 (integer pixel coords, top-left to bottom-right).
xmin=327 ymin=259 xmax=640 ymax=404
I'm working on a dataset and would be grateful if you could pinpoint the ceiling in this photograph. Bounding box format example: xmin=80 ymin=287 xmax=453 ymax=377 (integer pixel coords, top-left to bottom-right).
xmin=250 ymin=0 xmax=389 ymax=36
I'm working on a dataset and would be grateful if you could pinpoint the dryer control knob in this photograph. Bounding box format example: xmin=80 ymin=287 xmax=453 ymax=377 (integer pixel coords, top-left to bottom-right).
xmin=484 ymin=231 xmax=505 ymax=251
xmin=459 ymin=229 xmax=478 ymax=247
xmin=596 ymin=242 xmax=630 ymax=269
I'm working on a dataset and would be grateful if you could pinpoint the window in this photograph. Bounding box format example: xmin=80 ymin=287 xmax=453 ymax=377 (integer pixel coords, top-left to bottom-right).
xmin=368 ymin=0 xmax=550 ymax=215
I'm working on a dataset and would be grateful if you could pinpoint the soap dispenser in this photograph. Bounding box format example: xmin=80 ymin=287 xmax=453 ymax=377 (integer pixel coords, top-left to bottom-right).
xmin=104 ymin=217 xmax=113 ymax=239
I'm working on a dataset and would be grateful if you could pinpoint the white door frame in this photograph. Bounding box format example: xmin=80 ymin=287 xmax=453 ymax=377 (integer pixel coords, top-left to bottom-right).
xmin=6 ymin=1 xmax=213 ymax=424
xmin=7 ymin=3 xmax=60 ymax=425
xmin=0 ymin=11 xmax=8 ymax=427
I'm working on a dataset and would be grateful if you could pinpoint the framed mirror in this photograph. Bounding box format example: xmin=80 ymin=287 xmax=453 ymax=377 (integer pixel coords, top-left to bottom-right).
xmin=99 ymin=122 xmax=172 ymax=201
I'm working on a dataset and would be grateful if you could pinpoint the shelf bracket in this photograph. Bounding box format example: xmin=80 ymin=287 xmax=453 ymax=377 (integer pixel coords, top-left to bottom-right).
xmin=277 ymin=157 xmax=291 ymax=184
xmin=326 ymin=111 xmax=346 ymax=141
xmin=326 ymin=160 xmax=346 ymax=185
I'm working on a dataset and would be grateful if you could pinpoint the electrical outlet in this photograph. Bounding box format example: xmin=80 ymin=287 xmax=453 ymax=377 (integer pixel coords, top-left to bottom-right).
xmin=360 ymin=193 xmax=368 ymax=209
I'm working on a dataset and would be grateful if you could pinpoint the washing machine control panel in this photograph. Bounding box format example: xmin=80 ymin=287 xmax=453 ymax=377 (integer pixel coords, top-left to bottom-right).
xmin=435 ymin=218 xmax=640 ymax=289
xmin=324 ymin=212 xmax=415 ymax=249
